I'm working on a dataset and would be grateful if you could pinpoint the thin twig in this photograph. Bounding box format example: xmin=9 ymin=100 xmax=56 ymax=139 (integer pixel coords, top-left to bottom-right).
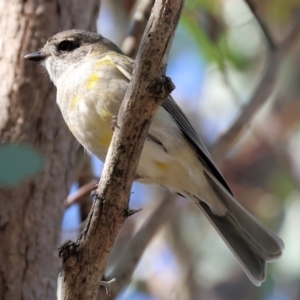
xmin=168 ymin=207 xmax=202 ymax=300
xmin=72 ymin=146 xmax=96 ymax=220
xmin=65 ymin=180 xmax=98 ymax=209
xmin=244 ymin=0 xmax=276 ymax=50
xmin=122 ymin=0 xmax=155 ymax=58
xmin=106 ymin=192 xmax=178 ymax=297
xmin=211 ymin=15 xmax=300 ymax=159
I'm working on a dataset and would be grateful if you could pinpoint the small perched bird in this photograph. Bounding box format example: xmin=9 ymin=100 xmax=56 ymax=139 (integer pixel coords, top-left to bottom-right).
xmin=25 ymin=29 xmax=284 ymax=286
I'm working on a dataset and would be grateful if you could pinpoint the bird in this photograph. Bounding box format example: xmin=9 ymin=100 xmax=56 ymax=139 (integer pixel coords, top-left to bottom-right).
xmin=25 ymin=29 xmax=284 ymax=286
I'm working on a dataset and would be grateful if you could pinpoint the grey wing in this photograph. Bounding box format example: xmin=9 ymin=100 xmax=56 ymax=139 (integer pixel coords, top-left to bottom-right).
xmin=111 ymin=54 xmax=233 ymax=195
xmin=162 ymin=97 xmax=233 ymax=196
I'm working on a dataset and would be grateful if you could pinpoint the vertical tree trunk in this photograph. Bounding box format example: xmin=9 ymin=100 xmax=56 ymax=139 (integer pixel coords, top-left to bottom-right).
xmin=0 ymin=1 xmax=100 ymax=299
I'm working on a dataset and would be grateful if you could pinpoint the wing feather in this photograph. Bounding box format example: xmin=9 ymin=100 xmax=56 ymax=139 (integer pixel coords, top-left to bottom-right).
xmin=111 ymin=54 xmax=232 ymax=195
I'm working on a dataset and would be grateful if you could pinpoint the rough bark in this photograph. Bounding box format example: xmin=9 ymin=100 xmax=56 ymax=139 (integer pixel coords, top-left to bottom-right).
xmin=0 ymin=1 xmax=100 ymax=300
xmin=58 ymin=1 xmax=184 ymax=299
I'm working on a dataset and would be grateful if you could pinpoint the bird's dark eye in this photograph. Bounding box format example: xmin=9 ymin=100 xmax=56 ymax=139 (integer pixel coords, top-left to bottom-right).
xmin=58 ymin=40 xmax=78 ymax=52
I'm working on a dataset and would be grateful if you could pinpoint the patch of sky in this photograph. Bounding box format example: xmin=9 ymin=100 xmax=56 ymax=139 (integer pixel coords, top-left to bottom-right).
xmin=168 ymin=24 xmax=206 ymax=107
xmin=117 ymin=290 xmax=158 ymax=300
xmin=61 ymin=182 xmax=80 ymax=231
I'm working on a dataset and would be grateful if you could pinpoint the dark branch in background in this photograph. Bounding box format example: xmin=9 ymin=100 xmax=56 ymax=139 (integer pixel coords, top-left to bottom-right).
xmin=65 ymin=180 xmax=98 ymax=209
xmin=210 ymin=10 xmax=300 ymax=159
xmin=122 ymin=0 xmax=155 ymax=58
xmin=58 ymin=1 xmax=184 ymax=299
xmin=244 ymin=0 xmax=277 ymax=51
xmin=73 ymin=146 xmax=95 ymax=220
xmin=168 ymin=208 xmax=202 ymax=300
xmin=105 ymin=193 xmax=178 ymax=298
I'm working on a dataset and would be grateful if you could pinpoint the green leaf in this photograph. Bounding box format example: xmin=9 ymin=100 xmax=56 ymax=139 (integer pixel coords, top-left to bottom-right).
xmin=180 ymin=15 xmax=224 ymax=68
xmin=269 ymin=171 xmax=294 ymax=200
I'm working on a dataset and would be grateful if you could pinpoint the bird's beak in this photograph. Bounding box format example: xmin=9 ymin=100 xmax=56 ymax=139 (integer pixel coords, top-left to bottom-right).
xmin=24 ymin=51 xmax=46 ymax=62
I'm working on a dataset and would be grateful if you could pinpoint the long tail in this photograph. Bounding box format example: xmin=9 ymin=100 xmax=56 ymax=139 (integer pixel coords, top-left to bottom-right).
xmin=190 ymin=170 xmax=284 ymax=286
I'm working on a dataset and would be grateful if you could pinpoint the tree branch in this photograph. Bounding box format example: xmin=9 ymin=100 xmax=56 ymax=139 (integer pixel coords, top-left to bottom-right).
xmin=168 ymin=208 xmax=201 ymax=300
xmin=244 ymin=0 xmax=276 ymax=50
xmin=73 ymin=146 xmax=95 ymax=220
xmin=122 ymin=0 xmax=155 ymax=58
xmin=59 ymin=1 xmax=184 ymax=299
xmin=210 ymin=15 xmax=300 ymax=159
xmin=64 ymin=180 xmax=97 ymax=209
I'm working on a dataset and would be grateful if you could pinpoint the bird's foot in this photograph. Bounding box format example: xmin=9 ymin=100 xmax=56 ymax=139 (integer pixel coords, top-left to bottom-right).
xmin=123 ymin=207 xmax=142 ymax=217
xmin=111 ymin=116 xmax=120 ymax=131
xmin=100 ymin=278 xmax=116 ymax=296
xmin=90 ymin=183 xmax=100 ymax=201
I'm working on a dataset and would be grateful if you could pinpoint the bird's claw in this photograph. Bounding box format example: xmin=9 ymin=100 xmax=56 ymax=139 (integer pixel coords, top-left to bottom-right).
xmin=111 ymin=116 xmax=119 ymax=131
xmin=123 ymin=207 xmax=142 ymax=217
xmin=100 ymin=278 xmax=116 ymax=296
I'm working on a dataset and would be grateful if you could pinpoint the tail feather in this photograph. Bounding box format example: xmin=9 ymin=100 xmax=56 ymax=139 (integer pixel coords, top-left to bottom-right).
xmin=196 ymin=201 xmax=266 ymax=286
xmin=204 ymin=170 xmax=284 ymax=260
xmin=184 ymin=169 xmax=284 ymax=286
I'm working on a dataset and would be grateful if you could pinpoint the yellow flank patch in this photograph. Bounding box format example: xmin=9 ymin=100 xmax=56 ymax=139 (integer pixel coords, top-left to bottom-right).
xmin=70 ymin=96 xmax=79 ymax=109
xmin=96 ymin=115 xmax=113 ymax=147
xmin=101 ymin=110 xmax=112 ymax=118
xmin=97 ymin=55 xmax=116 ymax=67
xmin=98 ymin=131 xmax=112 ymax=147
xmin=155 ymin=161 xmax=169 ymax=171
xmin=87 ymin=73 xmax=100 ymax=89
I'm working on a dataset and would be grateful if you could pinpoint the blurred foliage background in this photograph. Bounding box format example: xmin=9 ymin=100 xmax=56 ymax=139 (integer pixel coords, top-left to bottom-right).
xmin=55 ymin=0 xmax=300 ymax=299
